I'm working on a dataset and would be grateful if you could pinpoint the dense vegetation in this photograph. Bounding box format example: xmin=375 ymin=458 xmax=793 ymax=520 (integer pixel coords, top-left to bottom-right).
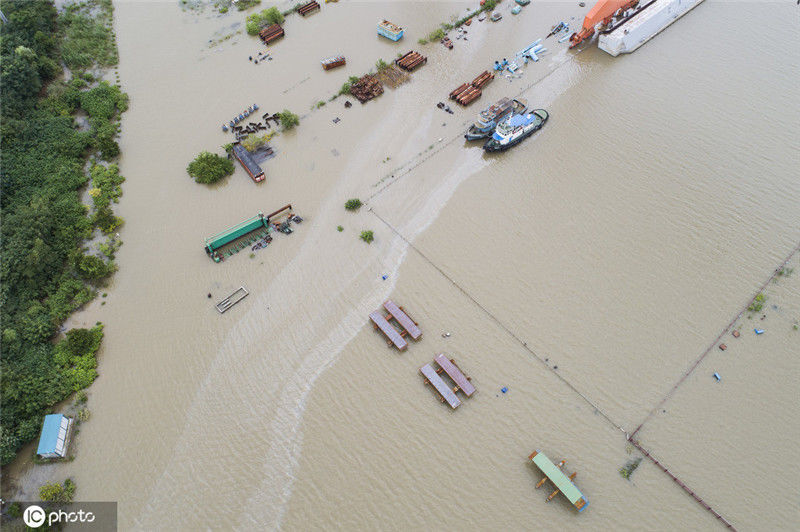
xmin=0 ymin=0 xmax=127 ymax=465
xmin=186 ymin=151 xmax=235 ymax=184
xmin=245 ymin=6 xmax=284 ymax=35
xmin=338 ymin=75 xmax=361 ymax=96
xmin=39 ymin=478 xmax=76 ymax=502
xmin=278 ymin=109 xmax=299 ymax=130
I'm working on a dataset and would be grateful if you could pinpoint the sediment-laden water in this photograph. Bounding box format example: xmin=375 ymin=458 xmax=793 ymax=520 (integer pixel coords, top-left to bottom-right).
xmin=7 ymin=1 xmax=798 ymax=530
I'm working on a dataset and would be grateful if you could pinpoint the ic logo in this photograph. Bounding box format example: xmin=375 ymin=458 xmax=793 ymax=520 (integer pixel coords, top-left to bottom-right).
xmin=23 ymin=504 xmax=46 ymax=528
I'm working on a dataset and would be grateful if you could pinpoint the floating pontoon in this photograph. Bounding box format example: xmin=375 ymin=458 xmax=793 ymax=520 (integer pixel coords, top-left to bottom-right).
xmin=369 ymin=299 xmax=421 ymax=350
xmin=528 ymin=450 xmax=589 ymax=512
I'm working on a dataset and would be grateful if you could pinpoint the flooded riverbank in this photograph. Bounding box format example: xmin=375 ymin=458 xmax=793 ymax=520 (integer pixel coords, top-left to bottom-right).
xmin=6 ymin=1 xmax=798 ymax=529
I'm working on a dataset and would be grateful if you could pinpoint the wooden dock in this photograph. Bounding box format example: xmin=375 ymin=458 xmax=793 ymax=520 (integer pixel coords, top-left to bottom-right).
xmin=369 ymin=311 xmax=407 ymax=351
xmin=383 ymin=300 xmax=421 ymax=340
xmin=420 ymin=364 xmax=461 ymax=409
xmin=216 ymin=286 xmax=249 ymax=313
xmin=434 ymin=354 xmax=475 ymax=396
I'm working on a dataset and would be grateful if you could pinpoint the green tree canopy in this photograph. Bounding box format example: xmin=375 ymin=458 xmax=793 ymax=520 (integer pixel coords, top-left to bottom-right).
xmin=187 ymin=151 xmax=235 ymax=184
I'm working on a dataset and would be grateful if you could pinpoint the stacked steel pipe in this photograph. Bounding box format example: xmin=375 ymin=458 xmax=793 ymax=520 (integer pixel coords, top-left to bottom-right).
xmin=449 ymin=71 xmax=494 ymax=105
xmin=298 ymin=0 xmax=320 ymax=16
xmin=395 ymin=51 xmax=428 ymax=72
xmin=259 ymin=24 xmax=284 ymax=44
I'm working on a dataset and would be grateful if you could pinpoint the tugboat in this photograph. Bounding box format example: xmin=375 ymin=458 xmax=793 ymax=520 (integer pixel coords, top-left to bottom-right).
xmin=483 ymin=109 xmax=549 ymax=152
xmin=465 ymin=98 xmax=527 ymax=140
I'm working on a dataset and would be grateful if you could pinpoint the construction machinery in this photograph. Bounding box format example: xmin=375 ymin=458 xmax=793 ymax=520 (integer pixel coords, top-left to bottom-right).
xmin=569 ymin=0 xmax=639 ymax=48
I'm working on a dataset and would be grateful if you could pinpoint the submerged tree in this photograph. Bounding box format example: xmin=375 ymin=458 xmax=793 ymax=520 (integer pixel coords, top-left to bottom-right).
xmin=187 ymin=151 xmax=234 ymax=184
xmin=278 ymin=109 xmax=299 ymax=130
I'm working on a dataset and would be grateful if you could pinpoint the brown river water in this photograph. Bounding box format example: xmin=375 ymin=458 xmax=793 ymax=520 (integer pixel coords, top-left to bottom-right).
xmin=6 ymin=1 xmax=799 ymax=530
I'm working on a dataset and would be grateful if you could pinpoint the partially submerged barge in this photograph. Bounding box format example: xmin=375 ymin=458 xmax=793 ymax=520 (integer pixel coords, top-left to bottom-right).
xmin=321 ymin=55 xmax=346 ymax=70
xmin=232 ymin=143 xmax=265 ymax=183
xmin=377 ymin=20 xmax=404 ymax=41
xmin=204 ymin=205 xmax=297 ymax=262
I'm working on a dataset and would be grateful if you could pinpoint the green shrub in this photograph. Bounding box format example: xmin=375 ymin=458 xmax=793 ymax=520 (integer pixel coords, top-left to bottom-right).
xmin=278 ymin=109 xmax=299 ymax=130
xmin=337 ymin=225 xmax=344 ymax=232
xmin=7 ymin=502 xmax=22 ymax=519
xmin=187 ymin=151 xmax=234 ymax=184
xmin=619 ymin=458 xmax=642 ymax=480
xmin=344 ymin=198 xmax=362 ymax=211
xmin=360 ymin=230 xmax=375 ymax=244
xmin=339 ymin=75 xmax=361 ymax=96
xmin=748 ymin=293 xmax=766 ymax=313
xmin=376 ymin=58 xmax=389 ymax=72
xmin=242 ymin=132 xmax=272 ymax=152
xmin=427 ymin=28 xmax=445 ymax=42
xmin=40 ymin=478 xmax=76 ymax=502
xmin=236 ymin=0 xmax=261 ymax=10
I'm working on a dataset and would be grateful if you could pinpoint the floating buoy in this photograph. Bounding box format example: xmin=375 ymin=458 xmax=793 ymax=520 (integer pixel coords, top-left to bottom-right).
xmin=381 ymin=274 xmax=387 ymax=280
xmin=501 ymin=387 xmax=508 ymax=393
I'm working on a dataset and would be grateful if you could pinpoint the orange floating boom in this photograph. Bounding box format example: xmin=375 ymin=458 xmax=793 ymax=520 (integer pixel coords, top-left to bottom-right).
xmin=569 ymin=0 xmax=639 ymax=48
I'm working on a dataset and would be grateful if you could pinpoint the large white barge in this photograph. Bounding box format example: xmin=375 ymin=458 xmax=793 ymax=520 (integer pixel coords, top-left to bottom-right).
xmin=598 ymin=0 xmax=705 ymax=56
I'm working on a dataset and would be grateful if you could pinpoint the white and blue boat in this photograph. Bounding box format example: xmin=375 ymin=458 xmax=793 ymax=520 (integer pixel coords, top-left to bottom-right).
xmin=465 ymin=98 xmax=527 ymax=141
xmin=483 ymin=109 xmax=549 ymax=152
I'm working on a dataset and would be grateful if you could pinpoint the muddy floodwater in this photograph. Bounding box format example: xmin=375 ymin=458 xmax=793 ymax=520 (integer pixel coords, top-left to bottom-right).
xmin=6 ymin=1 xmax=798 ymax=530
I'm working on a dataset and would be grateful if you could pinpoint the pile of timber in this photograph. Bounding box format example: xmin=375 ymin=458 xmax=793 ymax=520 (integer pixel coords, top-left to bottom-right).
xmin=395 ymin=51 xmax=427 ymax=72
xmin=449 ymin=70 xmax=494 ymax=106
xmin=259 ymin=24 xmax=284 ymax=44
xmin=350 ymin=74 xmax=384 ymax=103
xmin=298 ymin=0 xmax=320 ymax=16
xmin=375 ymin=65 xmax=410 ymax=88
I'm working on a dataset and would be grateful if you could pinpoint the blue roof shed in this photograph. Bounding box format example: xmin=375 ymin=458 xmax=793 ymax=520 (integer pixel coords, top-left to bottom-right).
xmin=36 ymin=414 xmax=72 ymax=459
